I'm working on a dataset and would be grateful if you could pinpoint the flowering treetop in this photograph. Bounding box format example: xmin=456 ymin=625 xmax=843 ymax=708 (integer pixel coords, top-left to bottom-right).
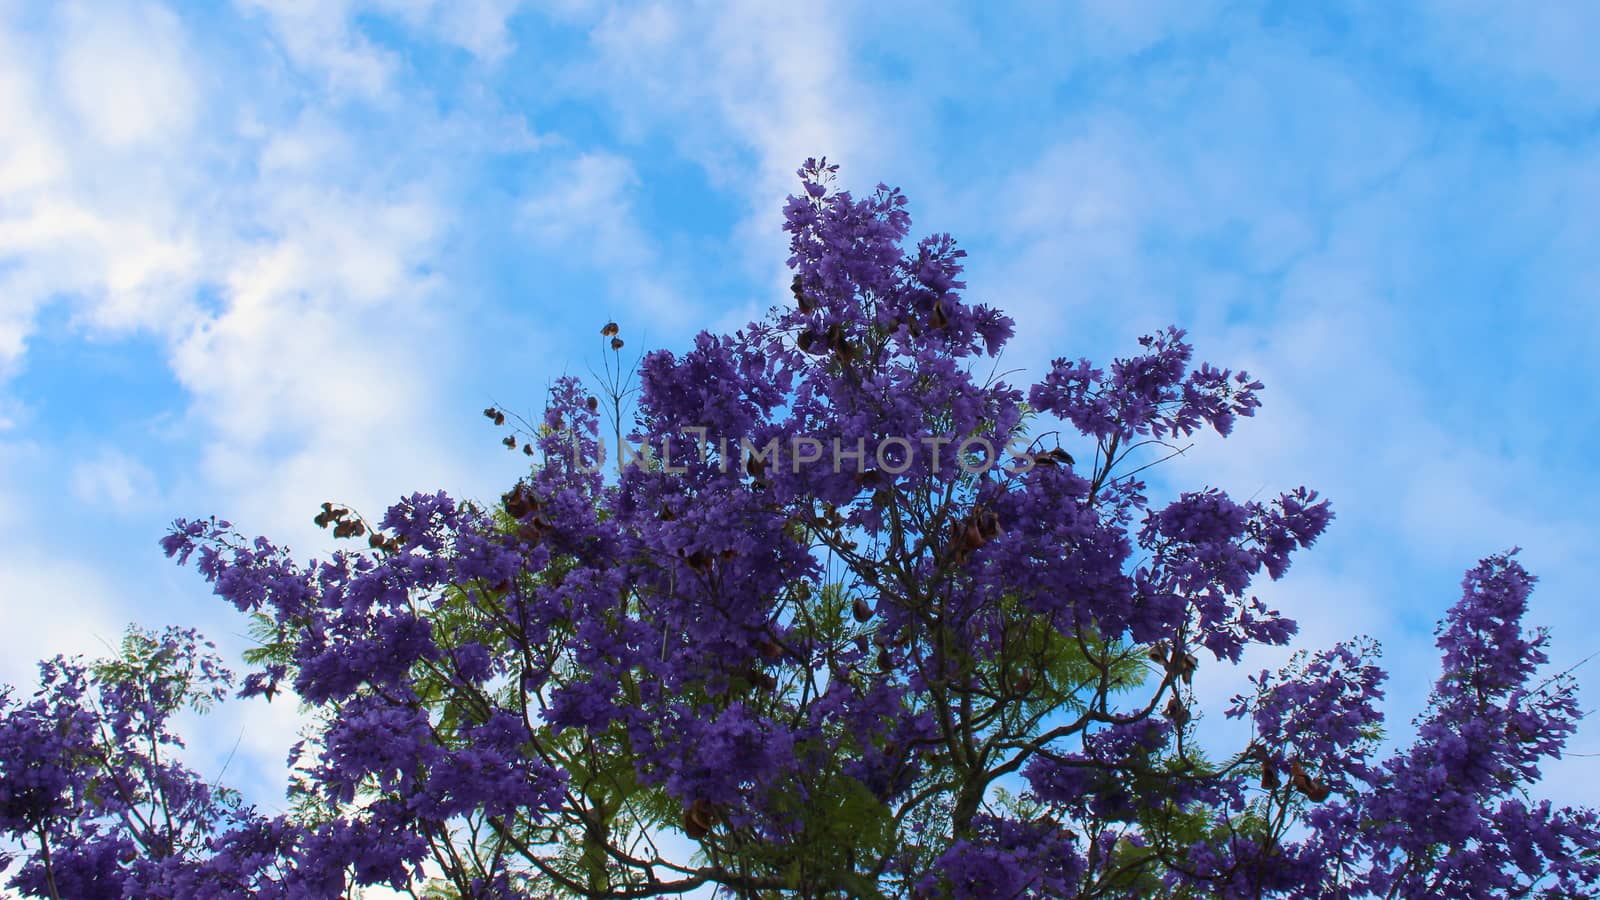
xmin=1 ymin=160 xmax=1595 ymax=899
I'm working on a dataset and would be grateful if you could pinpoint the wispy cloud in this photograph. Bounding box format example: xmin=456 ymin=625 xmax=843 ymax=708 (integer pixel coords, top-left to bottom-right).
xmin=1 ymin=0 xmax=1597 ymax=818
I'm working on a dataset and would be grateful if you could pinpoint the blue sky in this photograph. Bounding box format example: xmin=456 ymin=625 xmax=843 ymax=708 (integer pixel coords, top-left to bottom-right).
xmin=2 ymin=0 xmax=1599 ymax=817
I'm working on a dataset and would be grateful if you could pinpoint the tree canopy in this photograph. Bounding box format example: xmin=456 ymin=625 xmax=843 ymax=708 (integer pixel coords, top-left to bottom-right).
xmin=3 ymin=160 xmax=1596 ymax=899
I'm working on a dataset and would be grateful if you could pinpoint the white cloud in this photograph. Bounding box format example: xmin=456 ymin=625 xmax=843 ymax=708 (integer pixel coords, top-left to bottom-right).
xmin=519 ymin=151 xmax=691 ymax=330
xmin=239 ymin=0 xmax=528 ymax=100
xmin=57 ymin=1 xmax=197 ymax=148
xmin=585 ymin=1 xmax=884 ymax=244
xmin=238 ymin=0 xmax=398 ymax=100
xmin=70 ymin=449 xmax=159 ymax=512
xmin=0 ymin=552 xmax=126 ymax=690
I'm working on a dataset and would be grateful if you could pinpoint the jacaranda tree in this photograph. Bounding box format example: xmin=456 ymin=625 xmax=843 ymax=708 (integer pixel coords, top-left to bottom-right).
xmin=3 ymin=160 xmax=1597 ymax=898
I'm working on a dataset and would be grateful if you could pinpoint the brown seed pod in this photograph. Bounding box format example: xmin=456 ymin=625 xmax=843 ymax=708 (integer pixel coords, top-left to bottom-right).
xmin=601 ymin=322 xmax=619 ymax=337
xmin=586 ymin=395 xmax=599 ymax=412
xmin=517 ymin=520 xmax=544 ymax=546
xmin=658 ymin=504 xmax=678 ymax=522
xmin=930 ymin=299 xmax=949 ymax=330
xmin=685 ymin=549 xmax=714 ymax=573
xmin=503 ymin=486 xmax=535 ymax=520
xmin=791 ymin=274 xmax=816 ymax=313
xmin=877 ymin=647 xmax=893 ymax=672
xmin=522 ymin=443 xmax=534 ymax=456
xmin=1010 ymin=670 xmax=1034 ymax=694
xmin=611 ymin=337 xmax=625 ymax=351
xmin=749 ymin=669 xmax=778 ymax=692
xmin=975 ymin=508 xmax=1002 ymax=542
xmin=852 ymin=597 xmax=874 ymax=623
xmin=503 ymin=435 xmax=517 ymax=450
xmin=1289 ymin=759 xmax=1312 ymax=789
xmin=1287 ymin=759 xmax=1330 ymax=801
xmin=682 ymin=798 xmax=714 ymax=839
xmin=825 ymin=322 xmax=845 ymax=351
xmin=1261 ymin=765 xmax=1282 ymax=791
xmin=1164 ymin=694 xmax=1191 ymax=727
xmin=758 ymin=638 xmax=784 ymax=660
xmin=961 ymin=518 xmax=986 ymax=551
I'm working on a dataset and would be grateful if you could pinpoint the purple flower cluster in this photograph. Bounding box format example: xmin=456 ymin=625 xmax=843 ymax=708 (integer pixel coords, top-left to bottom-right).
xmin=2 ymin=163 xmax=1595 ymax=898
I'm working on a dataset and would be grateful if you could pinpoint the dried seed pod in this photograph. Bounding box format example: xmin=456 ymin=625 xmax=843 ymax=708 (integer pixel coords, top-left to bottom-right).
xmin=1010 ymin=670 xmax=1034 ymax=694
xmin=586 ymin=396 xmax=599 ymax=412
xmin=1164 ymin=694 xmax=1191 ymax=727
xmin=516 ymin=523 xmax=540 ymax=546
xmin=1261 ymin=764 xmax=1282 ymax=791
xmin=503 ymin=486 xmax=535 ymax=520
xmin=1026 ymin=447 xmax=1075 ymax=468
xmin=685 ymin=549 xmax=714 ymax=573
xmin=601 ymin=322 xmax=619 ymax=337
xmin=758 ymin=638 xmax=784 ymax=660
xmin=611 ymin=337 xmax=625 ymax=351
xmin=961 ymin=518 xmax=986 ymax=551
xmin=1289 ymin=759 xmax=1312 ymax=791
xmin=975 ymin=508 xmax=1001 ymax=542
xmin=483 ymin=407 xmax=500 ymax=421
xmin=683 ymin=798 xmax=715 ymax=839
xmin=1166 ymin=650 xmax=1198 ymax=684
xmin=791 ymin=274 xmax=816 ymax=313
xmin=930 ymin=299 xmax=949 ymax=329
xmin=749 ymin=669 xmax=778 ymax=691
xmin=825 ymin=322 xmax=845 ymax=351
xmin=503 ymin=435 xmax=517 ymax=450
xmin=877 ymin=647 xmax=893 ymax=672
xmin=852 ymin=597 xmax=874 ymax=623
xmin=658 ymin=504 xmax=678 ymax=522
